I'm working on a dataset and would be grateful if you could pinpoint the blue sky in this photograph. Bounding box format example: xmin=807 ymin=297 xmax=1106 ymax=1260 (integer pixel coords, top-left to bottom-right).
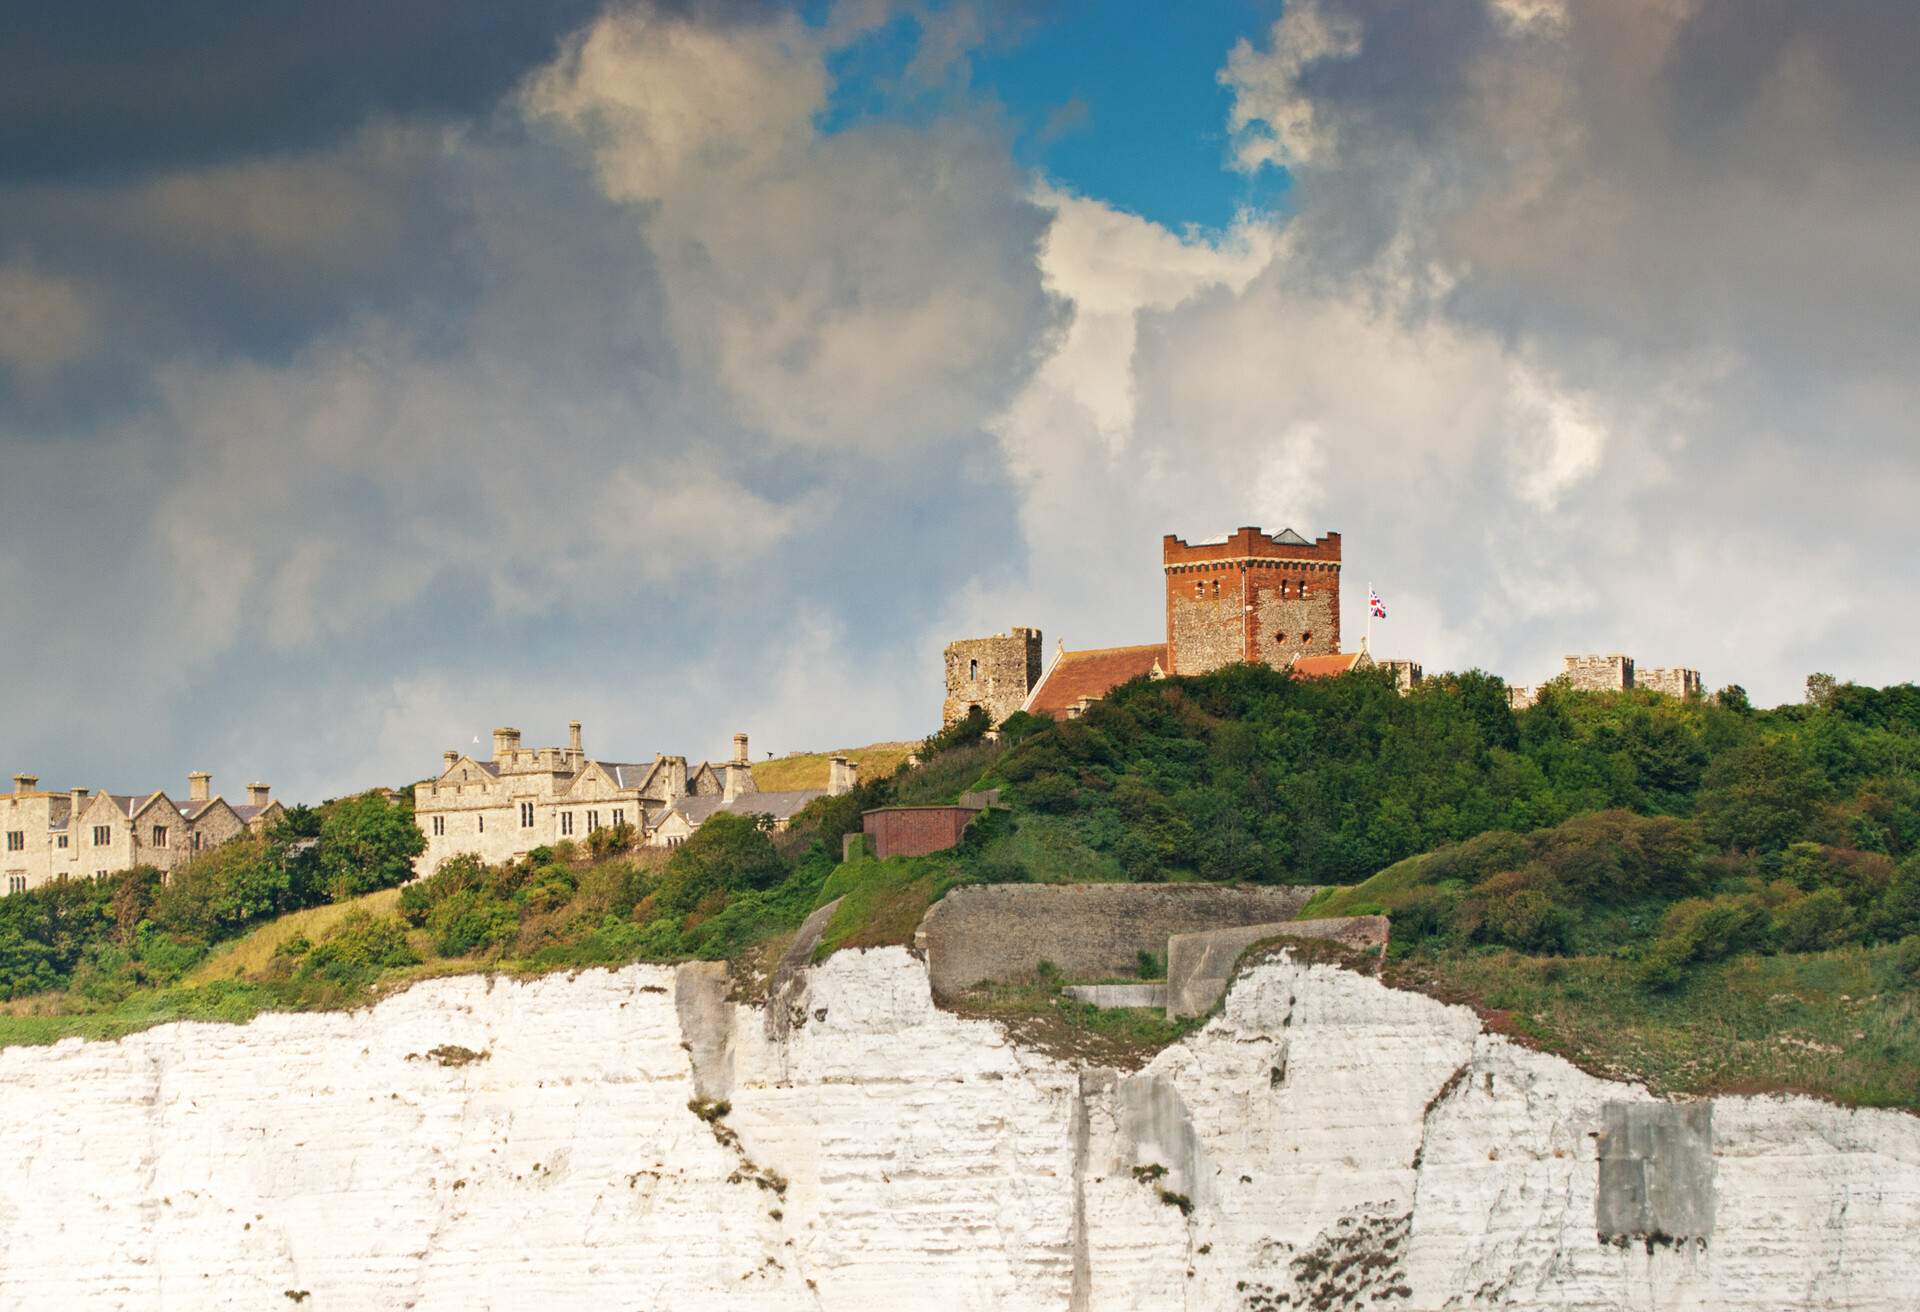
xmin=3 ymin=0 xmax=1917 ymax=800
xmin=821 ymin=0 xmax=1289 ymax=231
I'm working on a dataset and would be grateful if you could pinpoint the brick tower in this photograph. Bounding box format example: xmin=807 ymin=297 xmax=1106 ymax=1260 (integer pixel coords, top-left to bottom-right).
xmin=1163 ymin=527 xmax=1341 ymax=675
xmin=942 ymin=628 xmax=1044 ymax=726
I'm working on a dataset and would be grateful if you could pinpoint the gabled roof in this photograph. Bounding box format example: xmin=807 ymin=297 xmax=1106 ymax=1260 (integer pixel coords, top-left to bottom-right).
xmin=602 ymin=761 xmax=661 ymax=791
xmin=1289 ymin=651 xmax=1368 ymax=679
xmin=665 ymin=789 xmax=825 ymax=828
xmin=1024 ymin=643 xmax=1167 ymax=720
xmin=1268 ymin=527 xmax=1310 ymax=546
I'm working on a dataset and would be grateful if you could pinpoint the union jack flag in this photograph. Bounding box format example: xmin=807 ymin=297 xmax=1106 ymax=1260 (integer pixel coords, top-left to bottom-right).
xmin=1369 ymin=589 xmax=1387 ymax=619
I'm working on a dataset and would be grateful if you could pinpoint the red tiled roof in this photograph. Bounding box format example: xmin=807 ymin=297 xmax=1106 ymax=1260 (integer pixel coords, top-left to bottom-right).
xmin=1026 ymin=644 xmax=1167 ymax=719
xmin=1289 ymin=652 xmax=1366 ymax=679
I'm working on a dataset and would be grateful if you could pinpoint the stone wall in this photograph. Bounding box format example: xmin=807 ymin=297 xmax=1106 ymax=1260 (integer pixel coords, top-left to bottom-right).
xmin=1163 ymin=528 xmax=1342 ymax=675
xmin=914 ymin=883 xmax=1320 ymax=999
xmin=1562 ymin=654 xmax=1635 ymax=692
xmin=941 ymin=628 xmax=1042 ymax=726
xmin=1638 ymin=666 xmax=1704 ymax=699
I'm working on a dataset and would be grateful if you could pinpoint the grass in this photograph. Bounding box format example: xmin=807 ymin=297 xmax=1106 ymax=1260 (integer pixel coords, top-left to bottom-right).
xmin=812 ymin=855 xmax=945 ymax=956
xmin=753 ymin=741 xmax=918 ymax=792
xmin=946 ymin=979 xmax=1204 ymax=1070
xmin=182 ymin=888 xmax=404 ymax=985
xmin=1385 ymin=942 xmax=1919 ymax=1110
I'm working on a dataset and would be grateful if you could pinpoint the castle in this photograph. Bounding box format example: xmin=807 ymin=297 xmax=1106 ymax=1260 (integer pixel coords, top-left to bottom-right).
xmin=412 ymin=723 xmax=857 ymax=874
xmin=2 ymin=771 xmax=283 ymax=895
xmin=1507 ymin=655 xmax=1704 ymax=709
xmin=944 ymin=526 xmax=1419 ymax=723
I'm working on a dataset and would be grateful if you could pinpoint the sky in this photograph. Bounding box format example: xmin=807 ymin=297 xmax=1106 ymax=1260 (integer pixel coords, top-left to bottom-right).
xmin=3 ymin=0 xmax=1917 ymax=802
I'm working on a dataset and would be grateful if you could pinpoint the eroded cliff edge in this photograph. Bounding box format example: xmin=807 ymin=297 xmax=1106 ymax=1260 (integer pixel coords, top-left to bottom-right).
xmin=0 ymin=949 xmax=1913 ymax=1310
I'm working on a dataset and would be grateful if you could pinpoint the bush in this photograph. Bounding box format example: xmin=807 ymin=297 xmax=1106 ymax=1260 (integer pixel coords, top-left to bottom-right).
xmin=426 ymin=890 xmax=518 ymax=958
xmin=1892 ymin=935 xmax=1920 ymax=987
xmin=1463 ymin=870 xmax=1568 ymax=953
xmin=1638 ymin=895 xmax=1769 ymax=990
xmin=1772 ymin=887 xmax=1856 ymax=953
xmin=654 ymin=812 xmax=788 ymax=916
xmin=300 ymin=912 xmax=419 ymax=989
xmin=588 ymin=822 xmax=638 ymax=861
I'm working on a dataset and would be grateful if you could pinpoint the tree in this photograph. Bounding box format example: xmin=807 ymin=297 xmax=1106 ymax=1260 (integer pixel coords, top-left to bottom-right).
xmin=1806 ymin=672 xmax=1838 ymax=708
xmin=655 ymin=812 xmax=788 ymax=914
xmin=317 ymin=792 xmax=427 ymax=899
xmin=1695 ymin=741 xmax=1820 ymax=852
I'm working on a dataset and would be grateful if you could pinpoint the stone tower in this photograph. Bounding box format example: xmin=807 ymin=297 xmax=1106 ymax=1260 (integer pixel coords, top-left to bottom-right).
xmin=1163 ymin=527 xmax=1342 ymax=676
xmin=943 ymin=628 xmax=1043 ymax=726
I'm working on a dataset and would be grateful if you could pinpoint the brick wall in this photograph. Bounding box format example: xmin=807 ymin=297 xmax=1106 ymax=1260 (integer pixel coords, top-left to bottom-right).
xmin=1164 ymin=528 xmax=1341 ymax=675
xmin=862 ymin=806 xmax=984 ymax=860
xmin=914 ymin=883 xmax=1321 ymax=999
xmin=942 ymin=629 xmax=1043 ymax=726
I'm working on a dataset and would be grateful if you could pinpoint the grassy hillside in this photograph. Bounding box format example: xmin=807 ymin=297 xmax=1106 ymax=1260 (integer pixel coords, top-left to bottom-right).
xmin=2 ymin=666 xmax=1914 ymax=1112
xmin=752 ymin=742 xmax=917 ymax=791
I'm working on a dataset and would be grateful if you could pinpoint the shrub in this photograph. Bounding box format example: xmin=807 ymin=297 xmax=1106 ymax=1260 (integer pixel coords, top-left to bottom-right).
xmin=654 ymin=812 xmax=788 ymax=915
xmin=300 ymin=912 xmax=419 ymax=989
xmin=588 ymin=822 xmax=638 ymax=861
xmin=1638 ymin=895 xmax=1769 ymax=990
xmin=1463 ymin=870 xmax=1568 ymax=953
xmin=1772 ymin=887 xmax=1856 ymax=953
xmin=1696 ymin=741 xmax=1820 ymax=852
xmin=1892 ymin=935 xmax=1920 ymax=987
xmin=426 ymin=891 xmax=518 ymax=958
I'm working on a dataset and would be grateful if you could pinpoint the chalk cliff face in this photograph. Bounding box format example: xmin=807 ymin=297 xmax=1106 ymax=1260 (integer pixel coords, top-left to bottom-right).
xmin=0 ymin=949 xmax=1914 ymax=1310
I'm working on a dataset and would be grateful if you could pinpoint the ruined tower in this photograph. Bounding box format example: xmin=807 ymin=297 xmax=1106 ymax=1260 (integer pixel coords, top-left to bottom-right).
xmin=1163 ymin=527 xmax=1342 ymax=676
xmin=942 ymin=628 xmax=1043 ymax=726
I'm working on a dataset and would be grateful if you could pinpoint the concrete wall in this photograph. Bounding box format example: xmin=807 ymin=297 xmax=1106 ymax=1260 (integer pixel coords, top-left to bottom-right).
xmin=914 ymin=883 xmax=1320 ymax=999
xmin=1165 ymin=915 xmax=1389 ymax=1018
xmin=862 ymin=806 xmax=982 ymax=861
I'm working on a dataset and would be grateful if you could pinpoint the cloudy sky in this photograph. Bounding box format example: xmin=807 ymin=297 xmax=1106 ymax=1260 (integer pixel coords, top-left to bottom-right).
xmin=4 ymin=0 xmax=1916 ymax=801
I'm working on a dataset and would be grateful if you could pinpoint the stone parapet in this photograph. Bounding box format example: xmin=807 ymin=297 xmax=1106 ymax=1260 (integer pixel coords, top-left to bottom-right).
xmin=1165 ymin=915 xmax=1389 ymax=1018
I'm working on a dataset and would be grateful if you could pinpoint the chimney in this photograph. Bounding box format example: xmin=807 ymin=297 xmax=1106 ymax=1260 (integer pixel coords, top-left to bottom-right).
xmin=568 ymin=720 xmax=583 ymax=758
xmin=13 ymin=773 xmax=37 ymax=795
xmin=491 ymin=727 xmax=520 ymax=761
xmin=828 ymin=755 xmax=858 ymax=797
xmin=660 ymin=755 xmax=687 ymax=803
xmin=188 ymin=771 xmax=211 ymax=802
xmin=246 ymin=782 xmax=271 ymax=808
xmin=733 ymin=732 xmax=750 ymax=765
xmin=443 ymin=749 xmax=459 ymax=772
xmin=70 ymin=787 xmax=89 ymax=814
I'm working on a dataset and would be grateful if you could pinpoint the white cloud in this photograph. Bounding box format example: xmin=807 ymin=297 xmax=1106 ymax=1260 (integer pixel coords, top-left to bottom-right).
xmin=1220 ymin=0 xmax=1362 ymax=171
xmin=0 ymin=263 xmax=95 ymax=373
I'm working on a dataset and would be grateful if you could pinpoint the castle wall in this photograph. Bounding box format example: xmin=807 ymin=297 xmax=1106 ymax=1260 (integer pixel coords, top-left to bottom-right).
xmin=1638 ymin=667 xmax=1704 ymax=698
xmin=1562 ymin=655 xmax=1634 ymax=692
xmin=942 ymin=629 xmax=1042 ymax=726
xmin=914 ymin=883 xmax=1320 ymax=999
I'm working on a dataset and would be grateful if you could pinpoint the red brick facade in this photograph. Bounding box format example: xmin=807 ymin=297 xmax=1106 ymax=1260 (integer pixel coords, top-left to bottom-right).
xmin=862 ymin=805 xmax=984 ymax=860
xmin=1162 ymin=527 xmax=1342 ymax=676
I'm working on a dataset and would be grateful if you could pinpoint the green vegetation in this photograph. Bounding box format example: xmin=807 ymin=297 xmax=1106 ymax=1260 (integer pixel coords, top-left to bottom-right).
xmin=2 ymin=662 xmax=1915 ymax=1111
xmin=752 ymin=741 xmax=917 ymax=792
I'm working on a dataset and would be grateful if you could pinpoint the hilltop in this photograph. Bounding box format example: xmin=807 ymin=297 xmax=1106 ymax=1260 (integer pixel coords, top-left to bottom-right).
xmin=751 ymin=741 xmax=918 ymax=792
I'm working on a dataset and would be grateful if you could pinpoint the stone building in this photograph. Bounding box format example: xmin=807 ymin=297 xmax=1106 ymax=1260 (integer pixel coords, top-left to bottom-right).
xmin=649 ymin=741 xmax=859 ymax=848
xmin=942 ymin=628 xmax=1043 ymax=726
xmin=1164 ymin=527 xmax=1342 ymax=675
xmin=413 ymin=721 xmax=689 ymax=875
xmin=2 ymin=771 xmax=282 ymax=896
xmin=1508 ymin=655 xmax=1703 ymax=709
xmin=1023 ymin=643 xmax=1167 ymax=720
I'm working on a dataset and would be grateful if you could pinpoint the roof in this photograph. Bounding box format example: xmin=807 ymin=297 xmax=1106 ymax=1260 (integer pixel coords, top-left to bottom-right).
xmin=666 ymin=789 xmax=826 ymax=828
xmin=1268 ymin=527 xmax=1310 ymax=545
xmin=1289 ymin=651 xmax=1367 ymax=679
xmin=1025 ymin=643 xmax=1167 ymax=719
xmin=601 ymin=761 xmax=660 ymax=790
xmin=232 ymin=803 xmax=275 ymax=823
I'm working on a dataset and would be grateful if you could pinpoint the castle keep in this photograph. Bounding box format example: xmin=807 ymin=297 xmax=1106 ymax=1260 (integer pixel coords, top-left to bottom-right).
xmin=1164 ymin=527 xmax=1342 ymax=674
xmin=942 ymin=628 xmax=1042 ymax=726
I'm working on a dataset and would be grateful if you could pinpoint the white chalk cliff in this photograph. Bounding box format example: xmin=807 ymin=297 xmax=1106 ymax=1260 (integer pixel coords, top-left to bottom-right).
xmin=0 ymin=949 xmax=1914 ymax=1309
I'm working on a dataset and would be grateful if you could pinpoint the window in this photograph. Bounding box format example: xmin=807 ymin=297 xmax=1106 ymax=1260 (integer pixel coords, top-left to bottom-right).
xmin=560 ymin=812 xmax=574 ymax=836
xmin=431 ymin=815 xmax=445 ymax=836
xmin=95 ymin=870 xmax=107 ymax=880
xmin=192 ymin=831 xmax=202 ymax=851
xmin=969 ymin=658 xmax=979 ymax=681
xmin=478 ymin=814 xmax=486 ymax=834
xmin=520 ymin=801 xmax=534 ymax=828
xmin=1300 ymin=581 xmax=1310 ymax=596
xmin=4 ymin=831 xmax=21 ymax=852
xmin=57 ymin=834 xmax=68 ymax=849
xmin=152 ymin=825 xmax=168 ymax=847
xmin=587 ymin=810 xmax=601 ymax=833
xmin=1303 ymin=631 xmax=1313 ymax=644
xmin=6 ymin=876 xmax=23 ymax=894
xmin=613 ymin=808 xmax=625 ymax=829
xmin=1211 ymin=579 xmax=1220 ymax=598
xmin=94 ymin=825 xmax=111 ymax=847
xmin=1194 ymin=580 xmax=1203 ymax=598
